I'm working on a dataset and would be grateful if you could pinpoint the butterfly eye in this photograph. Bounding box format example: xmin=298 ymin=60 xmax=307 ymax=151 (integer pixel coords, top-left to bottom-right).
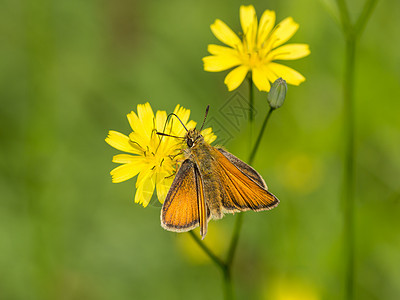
xmin=187 ymin=138 xmax=194 ymax=148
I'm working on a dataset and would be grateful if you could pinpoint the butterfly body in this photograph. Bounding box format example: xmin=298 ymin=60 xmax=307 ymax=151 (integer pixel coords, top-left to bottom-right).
xmin=184 ymin=130 xmax=224 ymax=220
xmin=161 ymin=128 xmax=279 ymax=239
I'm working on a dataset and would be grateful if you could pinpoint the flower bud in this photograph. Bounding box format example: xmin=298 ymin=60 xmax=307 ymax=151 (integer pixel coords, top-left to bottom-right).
xmin=268 ymin=78 xmax=287 ymax=109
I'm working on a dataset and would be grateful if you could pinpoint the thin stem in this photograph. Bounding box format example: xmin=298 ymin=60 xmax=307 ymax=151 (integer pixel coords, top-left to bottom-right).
xmin=226 ymin=211 xmax=243 ymax=267
xmin=188 ymin=231 xmax=225 ymax=269
xmin=337 ymin=0 xmax=352 ymax=33
xmin=25 ymin=1 xmax=56 ymax=298
xmin=354 ymin=0 xmax=378 ymax=36
xmin=248 ymin=75 xmax=255 ymax=154
xmin=248 ymin=75 xmax=254 ymax=123
xmin=335 ymin=0 xmax=377 ymax=299
xmin=188 ymin=231 xmax=233 ymax=299
xmin=248 ymin=107 xmax=275 ymax=165
xmin=222 ymin=265 xmax=233 ymax=300
xmin=342 ymin=36 xmax=356 ymax=300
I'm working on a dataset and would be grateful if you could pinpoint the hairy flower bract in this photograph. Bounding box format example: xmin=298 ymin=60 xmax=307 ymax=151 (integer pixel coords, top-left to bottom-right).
xmin=106 ymin=103 xmax=216 ymax=207
xmin=203 ymin=5 xmax=310 ymax=91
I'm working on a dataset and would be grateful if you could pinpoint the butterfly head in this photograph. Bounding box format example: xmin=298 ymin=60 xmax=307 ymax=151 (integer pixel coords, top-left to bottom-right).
xmin=185 ymin=129 xmax=204 ymax=149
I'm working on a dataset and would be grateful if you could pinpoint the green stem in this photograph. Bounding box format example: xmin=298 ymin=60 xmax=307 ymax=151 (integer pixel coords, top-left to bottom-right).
xmin=25 ymin=1 xmax=56 ymax=298
xmin=248 ymin=76 xmax=255 ymax=154
xmin=226 ymin=210 xmax=243 ymax=267
xmin=188 ymin=231 xmax=233 ymax=299
xmin=248 ymin=75 xmax=254 ymax=123
xmin=337 ymin=0 xmax=352 ymax=33
xmin=188 ymin=231 xmax=225 ymax=269
xmin=354 ymin=0 xmax=378 ymax=36
xmin=222 ymin=265 xmax=233 ymax=300
xmin=335 ymin=1 xmax=377 ymax=299
xmin=342 ymin=35 xmax=356 ymax=300
xmin=248 ymin=107 xmax=275 ymax=165
xmin=338 ymin=0 xmax=357 ymax=296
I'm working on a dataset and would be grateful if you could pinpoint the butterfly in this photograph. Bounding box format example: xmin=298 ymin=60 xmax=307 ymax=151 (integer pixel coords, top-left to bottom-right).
xmin=158 ymin=106 xmax=279 ymax=239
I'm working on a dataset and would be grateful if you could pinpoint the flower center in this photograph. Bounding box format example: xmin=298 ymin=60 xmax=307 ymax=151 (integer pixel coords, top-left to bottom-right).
xmin=249 ymin=52 xmax=262 ymax=67
xmin=240 ymin=50 xmax=263 ymax=69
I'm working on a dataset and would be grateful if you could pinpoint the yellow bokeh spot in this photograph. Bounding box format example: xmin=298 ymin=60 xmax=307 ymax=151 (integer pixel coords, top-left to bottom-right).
xmin=277 ymin=153 xmax=324 ymax=194
xmin=175 ymin=222 xmax=228 ymax=264
xmin=264 ymin=277 xmax=320 ymax=300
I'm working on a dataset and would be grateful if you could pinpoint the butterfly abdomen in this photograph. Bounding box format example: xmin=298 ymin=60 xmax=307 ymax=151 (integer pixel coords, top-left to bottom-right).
xmin=190 ymin=143 xmax=224 ymax=219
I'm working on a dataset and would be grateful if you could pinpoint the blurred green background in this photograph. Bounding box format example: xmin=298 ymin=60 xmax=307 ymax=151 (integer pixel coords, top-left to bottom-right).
xmin=1 ymin=0 xmax=399 ymax=299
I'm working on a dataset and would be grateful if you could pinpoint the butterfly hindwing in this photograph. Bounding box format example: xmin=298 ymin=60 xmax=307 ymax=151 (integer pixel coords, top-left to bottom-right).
xmin=213 ymin=149 xmax=279 ymax=212
xmin=217 ymin=148 xmax=268 ymax=189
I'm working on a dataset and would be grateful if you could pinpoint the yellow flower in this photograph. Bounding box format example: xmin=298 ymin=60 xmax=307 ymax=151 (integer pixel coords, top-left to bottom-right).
xmin=105 ymin=103 xmax=217 ymax=207
xmin=203 ymin=5 xmax=310 ymax=91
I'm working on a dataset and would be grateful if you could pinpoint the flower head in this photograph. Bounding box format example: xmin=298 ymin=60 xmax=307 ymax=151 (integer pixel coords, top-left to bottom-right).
xmin=106 ymin=103 xmax=216 ymax=207
xmin=203 ymin=5 xmax=310 ymax=91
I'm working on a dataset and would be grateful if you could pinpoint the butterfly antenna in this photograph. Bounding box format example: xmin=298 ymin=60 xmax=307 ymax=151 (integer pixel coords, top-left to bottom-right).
xmin=156 ymin=112 xmax=188 ymax=144
xmin=199 ymin=105 xmax=210 ymax=131
xmin=155 ymin=113 xmax=186 ymax=153
xmin=156 ymin=132 xmax=184 ymax=139
xmin=167 ymin=113 xmax=188 ymax=132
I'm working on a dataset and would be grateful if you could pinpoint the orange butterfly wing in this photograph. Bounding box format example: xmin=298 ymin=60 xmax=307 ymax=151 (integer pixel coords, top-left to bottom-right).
xmin=161 ymin=159 xmax=210 ymax=238
xmin=217 ymin=148 xmax=268 ymax=189
xmin=213 ymin=149 xmax=279 ymax=212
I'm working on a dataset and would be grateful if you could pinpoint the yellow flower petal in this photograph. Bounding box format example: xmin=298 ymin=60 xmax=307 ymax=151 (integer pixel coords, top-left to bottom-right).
xmin=156 ymin=173 xmax=174 ymax=204
xmin=186 ymin=120 xmax=197 ymax=131
xmin=129 ymin=131 xmax=149 ymax=150
xmin=171 ymin=105 xmax=191 ymax=135
xmin=202 ymin=127 xmax=217 ymax=144
xmin=135 ymin=174 xmax=156 ymax=207
xmin=207 ymin=44 xmax=237 ymax=56
xmin=252 ymin=66 xmax=271 ymax=92
xmin=257 ymin=10 xmax=276 ymax=48
xmin=110 ymin=162 xmax=143 ymax=183
xmin=127 ymin=111 xmax=141 ymax=134
xmin=224 ymin=65 xmax=249 ymax=91
xmin=268 ymin=44 xmax=310 ymax=61
xmin=112 ymin=154 xmax=138 ymax=164
xmin=106 ymin=131 xmax=142 ymax=154
xmin=127 ymin=103 xmax=154 ymax=141
xmin=137 ymin=102 xmax=155 ymax=138
xmin=240 ymin=5 xmax=256 ymax=33
xmin=266 ymin=70 xmax=279 ymax=85
xmin=210 ymin=19 xmax=242 ymax=49
xmin=173 ymin=105 xmax=190 ymax=125
xmin=240 ymin=5 xmax=257 ymax=50
xmin=136 ymin=166 xmax=152 ymax=187
xmin=155 ymin=110 xmax=167 ymax=133
xmin=270 ymin=17 xmax=299 ymax=49
xmin=203 ymin=55 xmax=241 ymax=72
xmin=268 ymin=62 xmax=305 ymax=85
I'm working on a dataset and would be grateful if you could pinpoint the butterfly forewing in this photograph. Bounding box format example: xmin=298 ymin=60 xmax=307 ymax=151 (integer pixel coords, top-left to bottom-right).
xmin=213 ymin=149 xmax=279 ymax=212
xmin=161 ymin=159 xmax=210 ymax=235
